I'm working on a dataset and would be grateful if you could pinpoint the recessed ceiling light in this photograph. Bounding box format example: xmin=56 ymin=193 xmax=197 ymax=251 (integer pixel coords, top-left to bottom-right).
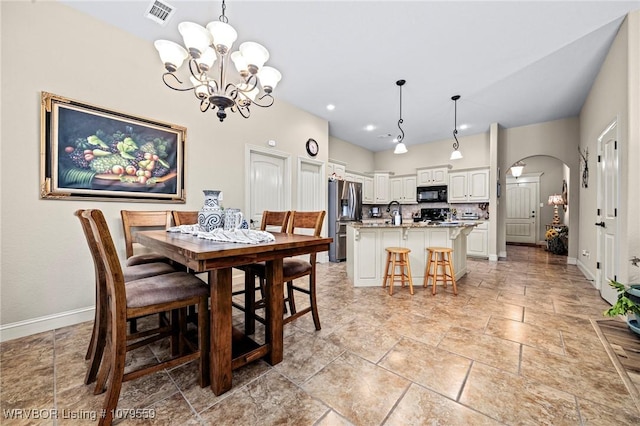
xmin=365 ymin=124 xmax=376 ymax=131
xmin=392 ymin=138 xmax=398 ymax=143
xmin=326 ymin=104 xmax=335 ymax=111
xmin=459 ymin=124 xmax=469 ymax=130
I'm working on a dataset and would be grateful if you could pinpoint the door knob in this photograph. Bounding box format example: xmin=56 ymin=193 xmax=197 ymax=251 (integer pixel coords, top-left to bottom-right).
xmin=595 ymin=221 xmax=606 ymax=228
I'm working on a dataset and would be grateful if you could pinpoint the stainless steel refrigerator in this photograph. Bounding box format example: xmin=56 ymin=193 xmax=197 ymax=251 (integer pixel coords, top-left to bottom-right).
xmin=328 ymin=180 xmax=362 ymax=262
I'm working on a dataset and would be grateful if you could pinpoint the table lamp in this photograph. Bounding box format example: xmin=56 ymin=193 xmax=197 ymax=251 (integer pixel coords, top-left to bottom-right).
xmin=548 ymin=194 xmax=564 ymax=225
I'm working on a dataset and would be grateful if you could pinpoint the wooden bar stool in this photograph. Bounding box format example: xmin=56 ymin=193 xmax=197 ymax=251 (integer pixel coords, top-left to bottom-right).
xmin=382 ymin=247 xmax=414 ymax=296
xmin=424 ymin=247 xmax=457 ymax=295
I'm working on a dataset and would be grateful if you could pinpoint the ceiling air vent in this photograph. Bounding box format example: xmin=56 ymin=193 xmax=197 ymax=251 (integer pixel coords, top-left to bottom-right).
xmin=144 ymin=0 xmax=176 ymax=26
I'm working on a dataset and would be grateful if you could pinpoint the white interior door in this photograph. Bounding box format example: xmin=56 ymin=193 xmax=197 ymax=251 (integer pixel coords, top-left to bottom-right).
xmin=598 ymin=121 xmax=619 ymax=304
xmin=297 ymin=158 xmax=325 ymax=212
xmin=505 ymin=179 xmax=538 ymax=244
xmin=297 ymin=158 xmax=327 ymax=261
xmin=245 ymin=147 xmax=290 ymax=229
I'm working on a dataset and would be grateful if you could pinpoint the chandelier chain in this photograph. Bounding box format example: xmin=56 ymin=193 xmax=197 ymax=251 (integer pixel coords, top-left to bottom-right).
xmin=219 ymin=0 xmax=228 ymax=23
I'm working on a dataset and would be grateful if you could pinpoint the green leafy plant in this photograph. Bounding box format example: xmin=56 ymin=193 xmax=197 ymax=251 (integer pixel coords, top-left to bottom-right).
xmin=604 ymin=280 xmax=640 ymax=317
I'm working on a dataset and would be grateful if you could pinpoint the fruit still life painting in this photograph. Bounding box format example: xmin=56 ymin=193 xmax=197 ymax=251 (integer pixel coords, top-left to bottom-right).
xmin=41 ymin=92 xmax=186 ymax=202
xmin=57 ymin=106 xmax=178 ymax=194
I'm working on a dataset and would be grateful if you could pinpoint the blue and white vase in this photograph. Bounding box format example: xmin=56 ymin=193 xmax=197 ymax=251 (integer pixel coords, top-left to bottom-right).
xmin=198 ymin=190 xmax=224 ymax=232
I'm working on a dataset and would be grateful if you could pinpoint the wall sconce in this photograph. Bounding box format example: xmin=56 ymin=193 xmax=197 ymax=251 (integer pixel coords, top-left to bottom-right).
xmin=510 ymin=161 xmax=526 ymax=178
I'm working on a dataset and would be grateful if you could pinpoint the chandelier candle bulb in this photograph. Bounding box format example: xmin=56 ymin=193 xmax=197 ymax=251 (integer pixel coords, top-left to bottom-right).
xmin=239 ymin=42 xmax=270 ymax=71
xmin=231 ymin=51 xmax=249 ymax=74
xmin=154 ymin=40 xmax=188 ymax=72
xmin=206 ymin=21 xmax=238 ymax=52
xmin=178 ymin=22 xmax=212 ymax=57
xmin=258 ymin=67 xmax=282 ymax=92
xmin=196 ymin=47 xmax=217 ymax=71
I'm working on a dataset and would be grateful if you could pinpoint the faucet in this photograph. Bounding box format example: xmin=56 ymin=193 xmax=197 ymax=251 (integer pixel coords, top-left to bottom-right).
xmin=386 ymin=201 xmax=402 ymax=225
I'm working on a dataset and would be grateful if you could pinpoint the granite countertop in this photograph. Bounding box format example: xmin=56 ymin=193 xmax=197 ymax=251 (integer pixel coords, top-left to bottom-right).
xmin=350 ymin=221 xmax=479 ymax=229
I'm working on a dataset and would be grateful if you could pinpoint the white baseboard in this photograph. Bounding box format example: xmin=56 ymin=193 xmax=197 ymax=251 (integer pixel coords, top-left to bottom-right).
xmin=577 ymin=259 xmax=597 ymax=288
xmin=498 ymin=251 xmax=507 ymax=259
xmin=489 ymin=254 xmax=499 ymax=262
xmin=0 ymin=306 xmax=95 ymax=343
xmin=567 ymin=257 xmax=577 ymax=265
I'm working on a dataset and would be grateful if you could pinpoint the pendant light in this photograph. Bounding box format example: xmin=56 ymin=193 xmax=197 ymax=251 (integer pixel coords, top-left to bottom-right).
xmin=510 ymin=160 xmax=526 ymax=178
xmin=450 ymin=95 xmax=462 ymax=160
xmin=393 ymin=79 xmax=408 ymax=154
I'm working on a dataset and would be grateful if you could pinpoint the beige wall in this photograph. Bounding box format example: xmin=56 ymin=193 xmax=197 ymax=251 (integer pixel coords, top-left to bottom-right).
xmin=373 ymin=133 xmax=490 ymax=174
xmin=328 ymin=135 xmax=375 ymax=173
xmin=497 ymin=117 xmax=581 ymax=259
xmin=579 ymin=11 xmax=640 ymax=285
xmin=0 ymin=2 xmax=328 ymax=334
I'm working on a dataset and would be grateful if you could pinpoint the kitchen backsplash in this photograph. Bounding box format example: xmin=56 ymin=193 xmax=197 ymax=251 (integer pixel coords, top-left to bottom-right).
xmin=362 ymin=203 xmax=490 ymax=220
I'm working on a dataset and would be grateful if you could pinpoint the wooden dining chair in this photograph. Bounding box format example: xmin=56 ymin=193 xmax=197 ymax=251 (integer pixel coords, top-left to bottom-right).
xmin=75 ymin=210 xmax=178 ymax=385
xmin=172 ymin=210 xmax=199 ymax=226
xmin=82 ymin=209 xmax=209 ymax=426
xmin=281 ymin=210 xmax=326 ymax=330
xmin=232 ymin=211 xmax=290 ymax=333
xmin=121 ymin=210 xmax=178 ymax=335
xmin=243 ymin=210 xmax=325 ymax=331
xmin=120 ymin=210 xmax=173 ymax=266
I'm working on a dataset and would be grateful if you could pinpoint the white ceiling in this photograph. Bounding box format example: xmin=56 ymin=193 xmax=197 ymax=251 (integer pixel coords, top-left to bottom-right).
xmin=61 ymin=0 xmax=640 ymax=152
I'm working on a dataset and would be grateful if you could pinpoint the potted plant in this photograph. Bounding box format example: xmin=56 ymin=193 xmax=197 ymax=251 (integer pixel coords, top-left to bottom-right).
xmin=604 ymin=280 xmax=640 ymax=335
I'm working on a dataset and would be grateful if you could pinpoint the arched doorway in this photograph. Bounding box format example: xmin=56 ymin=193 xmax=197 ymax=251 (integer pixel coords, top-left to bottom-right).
xmin=504 ymin=155 xmax=570 ymax=257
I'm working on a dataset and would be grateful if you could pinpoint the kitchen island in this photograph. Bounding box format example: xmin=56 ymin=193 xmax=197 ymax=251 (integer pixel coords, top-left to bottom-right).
xmin=346 ymin=222 xmax=476 ymax=287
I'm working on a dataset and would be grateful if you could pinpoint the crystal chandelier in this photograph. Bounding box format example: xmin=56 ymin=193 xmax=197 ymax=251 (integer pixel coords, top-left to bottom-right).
xmin=450 ymin=95 xmax=463 ymax=160
xmin=393 ymin=79 xmax=408 ymax=154
xmin=153 ymin=0 xmax=282 ymax=122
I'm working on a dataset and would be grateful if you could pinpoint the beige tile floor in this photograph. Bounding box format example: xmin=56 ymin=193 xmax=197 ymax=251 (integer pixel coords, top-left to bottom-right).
xmin=2 ymin=246 xmax=640 ymax=425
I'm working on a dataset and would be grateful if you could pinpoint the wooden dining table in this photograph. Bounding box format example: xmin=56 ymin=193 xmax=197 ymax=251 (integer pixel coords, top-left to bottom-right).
xmin=134 ymin=229 xmax=331 ymax=395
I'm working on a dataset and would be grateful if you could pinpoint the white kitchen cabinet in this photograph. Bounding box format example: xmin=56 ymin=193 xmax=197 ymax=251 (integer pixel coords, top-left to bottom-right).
xmin=374 ymin=172 xmax=390 ymax=204
xmin=328 ymin=162 xmax=346 ymax=180
xmin=390 ymin=175 xmax=417 ymax=204
xmin=390 ymin=177 xmax=402 ymax=202
xmin=448 ymin=168 xmax=490 ymax=203
xmin=363 ymin=176 xmax=374 ymax=203
xmin=466 ymin=221 xmax=489 ymax=258
xmin=347 ymin=224 xmax=470 ymax=287
xmin=416 ymin=166 xmax=449 ymax=186
xmin=344 ymin=171 xmax=365 ymax=186
xmin=344 ymin=172 xmax=356 ymax=182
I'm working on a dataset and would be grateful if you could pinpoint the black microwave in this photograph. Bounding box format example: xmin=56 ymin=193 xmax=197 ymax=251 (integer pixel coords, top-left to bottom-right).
xmin=417 ymin=185 xmax=448 ymax=203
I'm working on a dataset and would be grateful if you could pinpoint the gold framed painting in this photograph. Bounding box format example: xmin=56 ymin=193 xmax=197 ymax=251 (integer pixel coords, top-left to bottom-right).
xmin=40 ymin=92 xmax=186 ymax=203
